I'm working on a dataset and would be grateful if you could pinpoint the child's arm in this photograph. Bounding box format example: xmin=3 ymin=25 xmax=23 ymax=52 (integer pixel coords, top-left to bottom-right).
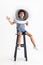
xmin=6 ymin=16 xmax=16 ymax=25
xmin=25 ymin=21 xmax=28 ymax=26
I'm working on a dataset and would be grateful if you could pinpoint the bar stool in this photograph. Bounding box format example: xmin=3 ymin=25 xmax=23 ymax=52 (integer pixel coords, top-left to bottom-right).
xmin=14 ymin=33 xmax=27 ymax=61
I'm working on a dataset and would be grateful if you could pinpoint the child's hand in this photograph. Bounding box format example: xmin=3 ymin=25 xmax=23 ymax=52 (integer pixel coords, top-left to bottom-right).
xmin=6 ymin=16 xmax=15 ymax=25
xmin=6 ymin=16 xmax=10 ymax=20
xmin=25 ymin=21 xmax=28 ymax=26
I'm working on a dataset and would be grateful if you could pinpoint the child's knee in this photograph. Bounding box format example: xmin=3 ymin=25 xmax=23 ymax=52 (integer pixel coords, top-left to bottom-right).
xmin=18 ymin=32 xmax=22 ymax=35
xmin=29 ymin=34 xmax=32 ymax=37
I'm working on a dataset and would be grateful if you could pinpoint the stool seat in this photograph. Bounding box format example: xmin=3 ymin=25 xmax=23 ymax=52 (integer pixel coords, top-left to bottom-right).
xmin=16 ymin=33 xmax=26 ymax=35
xmin=14 ymin=33 xmax=27 ymax=61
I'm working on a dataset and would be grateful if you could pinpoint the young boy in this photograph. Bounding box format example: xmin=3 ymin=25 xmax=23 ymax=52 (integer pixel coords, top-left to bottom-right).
xmin=6 ymin=9 xmax=37 ymax=49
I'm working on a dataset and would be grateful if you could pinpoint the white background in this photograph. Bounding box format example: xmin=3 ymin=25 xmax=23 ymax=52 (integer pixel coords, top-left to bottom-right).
xmin=0 ymin=0 xmax=43 ymax=65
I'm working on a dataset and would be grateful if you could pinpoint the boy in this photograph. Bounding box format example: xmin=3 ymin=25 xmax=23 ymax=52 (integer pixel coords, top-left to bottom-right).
xmin=6 ymin=9 xmax=37 ymax=49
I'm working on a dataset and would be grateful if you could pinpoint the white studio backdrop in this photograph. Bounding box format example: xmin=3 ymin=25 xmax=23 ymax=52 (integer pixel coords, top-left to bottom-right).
xmin=0 ymin=0 xmax=43 ymax=65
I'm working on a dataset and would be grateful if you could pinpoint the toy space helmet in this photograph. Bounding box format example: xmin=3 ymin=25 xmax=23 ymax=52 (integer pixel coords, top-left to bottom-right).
xmin=15 ymin=9 xmax=29 ymax=21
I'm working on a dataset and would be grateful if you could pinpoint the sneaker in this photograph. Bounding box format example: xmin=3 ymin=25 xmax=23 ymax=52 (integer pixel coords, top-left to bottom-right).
xmin=17 ymin=46 xmax=21 ymax=50
xmin=33 ymin=46 xmax=38 ymax=50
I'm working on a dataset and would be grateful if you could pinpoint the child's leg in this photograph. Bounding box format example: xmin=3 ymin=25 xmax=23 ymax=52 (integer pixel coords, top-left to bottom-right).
xmin=17 ymin=32 xmax=22 ymax=46
xmin=26 ymin=32 xmax=36 ymax=47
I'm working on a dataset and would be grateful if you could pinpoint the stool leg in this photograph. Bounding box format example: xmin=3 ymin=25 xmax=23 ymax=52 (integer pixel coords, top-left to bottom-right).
xmin=23 ymin=35 xmax=27 ymax=61
xmin=14 ymin=35 xmax=18 ymax=61
xmin=14 ymin=44 xmax=17 ymax=61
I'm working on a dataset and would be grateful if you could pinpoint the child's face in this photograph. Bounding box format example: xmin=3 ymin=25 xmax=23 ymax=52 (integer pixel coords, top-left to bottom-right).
xmin=19 ymin=12 xmax=25 ymax=19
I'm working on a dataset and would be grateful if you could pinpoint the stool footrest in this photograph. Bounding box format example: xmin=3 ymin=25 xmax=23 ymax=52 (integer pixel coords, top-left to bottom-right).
xmin=17 ymin=44 xmax=24 ymax=47
xmin=21 ymin=44 xmax=24 ymax=47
